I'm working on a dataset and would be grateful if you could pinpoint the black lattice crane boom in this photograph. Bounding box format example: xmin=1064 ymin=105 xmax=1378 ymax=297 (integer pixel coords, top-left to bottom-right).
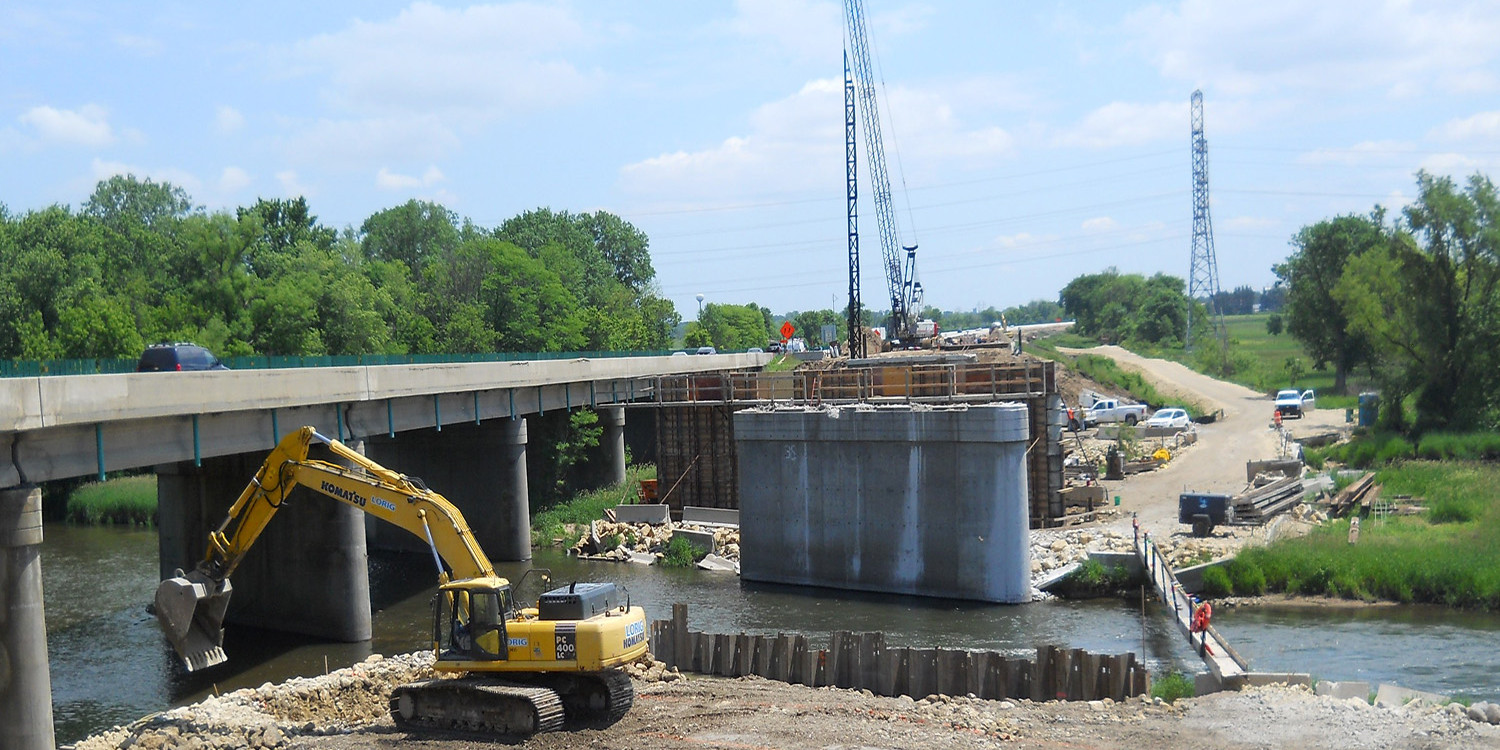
xmin=844 ymin=0 xmax=922 ymax=346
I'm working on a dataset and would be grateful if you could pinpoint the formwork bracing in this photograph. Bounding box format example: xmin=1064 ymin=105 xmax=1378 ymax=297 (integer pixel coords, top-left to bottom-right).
xmin=640 ymin=360 xmax=1068 ymax=527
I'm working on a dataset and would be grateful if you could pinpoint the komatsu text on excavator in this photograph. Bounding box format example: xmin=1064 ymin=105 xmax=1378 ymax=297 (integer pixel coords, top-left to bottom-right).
xmin=153 ymin=426 xmax=648 ymax=739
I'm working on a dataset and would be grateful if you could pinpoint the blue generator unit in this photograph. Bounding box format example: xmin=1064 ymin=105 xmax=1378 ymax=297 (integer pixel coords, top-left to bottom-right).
xmin=1178 ymin=493 xmax=1233 ymax=537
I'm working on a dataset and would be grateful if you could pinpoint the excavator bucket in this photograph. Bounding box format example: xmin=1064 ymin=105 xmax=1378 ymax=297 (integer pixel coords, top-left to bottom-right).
xmin=154 ymin=568 xmax=233 ymax=672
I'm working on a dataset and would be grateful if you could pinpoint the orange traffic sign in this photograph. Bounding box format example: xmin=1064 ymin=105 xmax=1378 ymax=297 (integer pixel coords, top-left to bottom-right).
xmin=779 ymin=321 xmax=795 ymax=340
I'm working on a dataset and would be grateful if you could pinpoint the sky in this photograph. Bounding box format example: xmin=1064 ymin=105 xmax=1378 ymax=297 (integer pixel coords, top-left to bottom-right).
xmin=5 ymin=1 xmax=1500 ymax=321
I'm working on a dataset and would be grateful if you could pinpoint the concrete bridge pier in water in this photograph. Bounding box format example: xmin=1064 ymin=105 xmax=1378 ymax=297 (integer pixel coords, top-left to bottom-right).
xmin=0 ymin=486 xmax=54 ymax=750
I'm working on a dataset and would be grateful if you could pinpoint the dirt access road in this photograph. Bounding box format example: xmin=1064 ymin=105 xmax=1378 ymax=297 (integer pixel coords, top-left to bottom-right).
xmin=1060 ymin=345 xmax=1347 ymax=539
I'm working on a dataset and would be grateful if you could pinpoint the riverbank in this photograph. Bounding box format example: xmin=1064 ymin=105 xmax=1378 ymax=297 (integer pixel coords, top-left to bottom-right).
xmin=69 ymin=652 xmax=1500 ymax=750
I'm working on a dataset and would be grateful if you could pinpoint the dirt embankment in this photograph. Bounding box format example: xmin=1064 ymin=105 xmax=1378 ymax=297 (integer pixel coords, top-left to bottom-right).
xmin=71 ymin=654 xmax=1500 ymax=750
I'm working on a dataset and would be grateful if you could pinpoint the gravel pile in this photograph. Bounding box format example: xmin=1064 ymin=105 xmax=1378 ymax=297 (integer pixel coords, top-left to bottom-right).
xmin=68 ymin=652 xmax=435 ymax=750
xmin=1178 ymin=683 xmax=1497 ymax=748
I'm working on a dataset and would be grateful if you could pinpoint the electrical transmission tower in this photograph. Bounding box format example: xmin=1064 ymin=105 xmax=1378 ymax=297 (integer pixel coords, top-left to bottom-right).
xmin=1187 ymin=89 xmax=1226 ymax=355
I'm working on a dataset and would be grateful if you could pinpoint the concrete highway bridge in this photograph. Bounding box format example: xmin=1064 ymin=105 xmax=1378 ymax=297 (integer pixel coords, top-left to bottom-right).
xmin=0 ymin=352 xmax=767 ymax=750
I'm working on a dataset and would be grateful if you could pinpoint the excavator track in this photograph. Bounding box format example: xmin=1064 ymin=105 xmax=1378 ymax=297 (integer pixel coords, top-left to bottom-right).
xmin=515 ymin=670 xmax=635 ymax=726
xmin=389 ymin=678 xmax=565 ymax=740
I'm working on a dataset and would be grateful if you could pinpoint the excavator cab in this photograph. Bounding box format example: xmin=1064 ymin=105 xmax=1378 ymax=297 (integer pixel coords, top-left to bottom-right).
xmin=436 ymin=579 xmax=514 ymax=661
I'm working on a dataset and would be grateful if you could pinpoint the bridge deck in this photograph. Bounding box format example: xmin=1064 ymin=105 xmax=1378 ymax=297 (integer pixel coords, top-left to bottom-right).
xmin=1134 ymin=523 xmax=1247 ymax=684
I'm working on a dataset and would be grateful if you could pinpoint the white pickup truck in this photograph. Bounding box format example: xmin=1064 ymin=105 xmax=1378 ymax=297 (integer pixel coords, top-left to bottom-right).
xmin=1274 ymin=389 xmax=1316 ymax=419
xmin=1068 ymin=398 xmax=1148 ymax=429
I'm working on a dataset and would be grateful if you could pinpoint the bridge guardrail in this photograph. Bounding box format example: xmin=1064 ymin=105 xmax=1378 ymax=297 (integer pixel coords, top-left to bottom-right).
xmin=0 ymin=349 xmax=679 ymax=378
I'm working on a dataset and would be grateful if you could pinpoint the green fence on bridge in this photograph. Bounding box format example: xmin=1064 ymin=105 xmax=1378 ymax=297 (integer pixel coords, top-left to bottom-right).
xmin=0 ymin=349 xmax=681 ymax=378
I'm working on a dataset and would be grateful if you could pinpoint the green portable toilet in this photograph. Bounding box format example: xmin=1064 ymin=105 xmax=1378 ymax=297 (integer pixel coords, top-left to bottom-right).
xmin=1358 ymin=392 xmax=1379 ymax=427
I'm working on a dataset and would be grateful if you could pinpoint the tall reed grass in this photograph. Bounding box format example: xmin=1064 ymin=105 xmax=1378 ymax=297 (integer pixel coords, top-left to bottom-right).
xmin=66 ymin=475 xmax=157 ymax=527
xmin=1226 ymin=462 xmax=1500 ymax=610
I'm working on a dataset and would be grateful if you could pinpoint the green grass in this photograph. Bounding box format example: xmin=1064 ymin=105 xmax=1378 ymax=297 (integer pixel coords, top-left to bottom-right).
xmin=1060 ymin=558 xmax=1135 ymax=596
xmin=530 ymin=464 xmax=657 ymax=546
xmin=66 ymin=475 xmax=157 ymax=526
xmin=1195 ymin=314 xmax=1365 ymax=406
xmin=762 ymin=355 xmax=801 ymax=373
xmin=660 ymin=535 xmax=705 ymax=568
xmin=1151 ymin=672 xmax=1195 ymax=703
xmin=1042 ymin=349 xmax=1209 ymax=416
xmin=1229 ymin=461 xmax=1500 ymax=609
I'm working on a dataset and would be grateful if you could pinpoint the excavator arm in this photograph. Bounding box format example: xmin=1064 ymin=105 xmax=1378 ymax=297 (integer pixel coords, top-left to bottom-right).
xmin=155 ymin=426 xmax=498 ymax=671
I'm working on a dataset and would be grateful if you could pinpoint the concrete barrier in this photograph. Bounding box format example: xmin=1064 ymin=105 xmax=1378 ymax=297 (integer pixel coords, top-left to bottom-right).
xmin=614 ymin=504 xmax=671 ymax=524
xmin=673 ymin=528 xmax=715 ymax=554
xmin=682 ymin=506 xmax=738 ymax=526
xmin=1315 ymin=680 xmax=1371 ymax=701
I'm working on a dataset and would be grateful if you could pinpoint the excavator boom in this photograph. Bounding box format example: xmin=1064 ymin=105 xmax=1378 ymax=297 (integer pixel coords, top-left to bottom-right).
xmin=155 ymin=426 xmax=495 ymax=672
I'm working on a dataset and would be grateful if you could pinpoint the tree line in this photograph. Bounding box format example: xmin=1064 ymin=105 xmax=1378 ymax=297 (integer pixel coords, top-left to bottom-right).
xmin=1053 ymin=171 xmax=1499 ymax=433
xmin=0 ymin=175 xmax=680 ymax=362
xmin=1276 ymin=171 xmax=1500 ymax=432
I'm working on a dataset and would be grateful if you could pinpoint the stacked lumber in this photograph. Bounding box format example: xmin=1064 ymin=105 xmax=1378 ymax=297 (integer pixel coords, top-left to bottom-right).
xmin=1231 ymin=475 xmax=1304 ymax=523
xmin=1327 ymin=472 xmax=1376 ymax=518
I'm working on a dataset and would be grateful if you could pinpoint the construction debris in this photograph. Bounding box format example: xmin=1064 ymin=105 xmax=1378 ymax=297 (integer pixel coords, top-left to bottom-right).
xmin=1231 ymin=475 xmax=1305 ymax=524
xmin=570 ymin=519 xmax=741 ymax=566
xmin=1326 ymin=472 xmax=1376 ymax=518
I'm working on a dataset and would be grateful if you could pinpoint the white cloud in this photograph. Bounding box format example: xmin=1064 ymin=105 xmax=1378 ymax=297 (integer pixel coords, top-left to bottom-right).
xmin=620 ymin=79 xmax=843 ymax=202
xmin=622 ymin=76 xmax=1012 ymax=204
xmin=1418 ymin=152 xmax=1487 ymax=177
xmin=114 ymin=33 xmax=162 ymax=56
xmin=1431 ymin=111 xmax=1500 ymax=142
xmin=1051 ymin=100 xmax=1184 ymax=149
xmin=216 ymin=106 xmax=245 ymax=135
xmin=89 ymin=158 xmax=202 ymax=194
xmin=375 ymin=165 xmax=445 ymax=190
xmin=279 ymin=116 xmax=462 ymax=169
xmin=218 ymin=166 xmax=252 ymax=194
xmin=1081 ymin=217 xmax=1117 ymax=232
xmin=19 ymin=104 xmax=115 ymax=147
xmin=993 ymin=232 xmax=1056 ymax=249
xmin=1123 ymin=0 xmax=1500 ymax=96
xmin=277 ymin=170 xmax=312 ymax=197
xmin=729 ymin=0 xmax=841 ymax=60
xmin=285 ymin=2 xmax=593 ymax=119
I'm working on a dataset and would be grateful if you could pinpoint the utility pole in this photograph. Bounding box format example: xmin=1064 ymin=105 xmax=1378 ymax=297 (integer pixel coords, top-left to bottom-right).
xmin=1187 ymin=89 xmax=1227 ymax=357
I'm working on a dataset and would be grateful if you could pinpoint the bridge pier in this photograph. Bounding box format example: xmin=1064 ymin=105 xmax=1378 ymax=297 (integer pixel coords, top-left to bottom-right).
xmin=0 ymin=486 xmax=55 ymax=750
xmin=157 ymin=448 xmax=373 ymax=642
xmin=365 ymin=420 xmax=532 ymax=562
xmin=596 ymin=406 xmax=627 ymax=488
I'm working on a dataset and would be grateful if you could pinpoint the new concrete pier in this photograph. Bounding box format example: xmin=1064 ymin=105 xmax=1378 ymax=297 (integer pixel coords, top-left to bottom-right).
xmin=736 ymin=403 xmax=1032 ymax=603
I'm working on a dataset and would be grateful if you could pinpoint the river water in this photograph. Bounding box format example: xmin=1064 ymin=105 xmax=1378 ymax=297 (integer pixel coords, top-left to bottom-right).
xmin=40 ymin=524 xmax=1500 ymax=745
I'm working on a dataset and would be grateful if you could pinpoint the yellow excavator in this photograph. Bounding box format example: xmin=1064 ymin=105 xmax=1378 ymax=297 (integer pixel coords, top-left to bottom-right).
xmin=153 ymin=426 xmax=649 ymax=739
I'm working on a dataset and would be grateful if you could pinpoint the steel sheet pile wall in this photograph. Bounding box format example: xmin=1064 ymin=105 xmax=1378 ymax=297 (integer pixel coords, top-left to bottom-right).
xmin=735 ymin=403 xmax=1031 ymax=603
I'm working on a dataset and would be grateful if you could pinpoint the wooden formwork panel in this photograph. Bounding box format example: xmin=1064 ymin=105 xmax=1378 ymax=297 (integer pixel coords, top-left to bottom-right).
xmin=655 ymin=405 xmax=739 ymax=515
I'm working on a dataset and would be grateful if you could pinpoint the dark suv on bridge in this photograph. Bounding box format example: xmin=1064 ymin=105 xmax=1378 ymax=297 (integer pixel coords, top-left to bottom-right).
xmin=136 ymin=343 xmax=229 ymax=372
